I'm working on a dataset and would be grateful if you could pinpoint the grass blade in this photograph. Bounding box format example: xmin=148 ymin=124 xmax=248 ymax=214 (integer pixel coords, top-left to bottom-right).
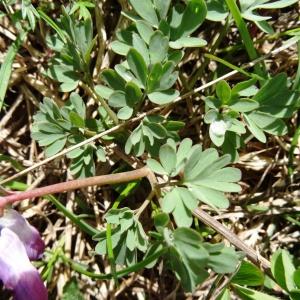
xmin=225 ymin=0 xmax=267 ymax=79
xmin=0 ymin=34 xmax=25 ymax=111
xmin=37 ymin=9 xmax=67 ymax=43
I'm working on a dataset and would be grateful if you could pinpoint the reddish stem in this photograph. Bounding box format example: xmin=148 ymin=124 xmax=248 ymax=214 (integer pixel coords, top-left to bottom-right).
xmin=0 ymin=167 xmax=150 ymax=208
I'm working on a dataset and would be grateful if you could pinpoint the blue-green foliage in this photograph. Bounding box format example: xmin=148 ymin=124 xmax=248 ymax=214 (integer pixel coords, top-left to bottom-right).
xmin=31 ymin=94 xmax=106 ymax=178
xmin=44 ymin=6 xmax=95 ymax=92
xmin=94 ymin=208 xmax=148 ymax=265
xmin=204 ymin=75 xmax=298 ymax=160
xmin=147 ymin=138 xmax=241 ymax=226
xmin=206 ymin=0 xmax=298 ymax=33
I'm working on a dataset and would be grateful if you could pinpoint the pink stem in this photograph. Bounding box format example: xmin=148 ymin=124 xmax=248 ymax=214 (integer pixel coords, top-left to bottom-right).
xmin=0 ymin=167 xmax=150 ymax=208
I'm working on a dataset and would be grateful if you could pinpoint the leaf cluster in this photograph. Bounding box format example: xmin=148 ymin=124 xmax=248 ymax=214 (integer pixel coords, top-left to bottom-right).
xmin=95 ymin=0 xmax=208 ymax=116
xmin=31 ymin=94 xmax=106 ymax=178
xmin=125 ymin=115 xmax=184 ymax=156
xmin=204 ymin=74 xmax=298 ymax=160
xmin=147 ymin=214 xmax=239 ymax=292
xmin=44 ymin=5 xmax=95 ymax=92
xmin=205 ymin=0 xmax=298 ymax=33
xmin=147 ymin=138 xmax=241 ymax=226
xmin=217 ymin=249 xmax=300 ymax=299
xmin=94 ymin=208 xmax=148 ymax=266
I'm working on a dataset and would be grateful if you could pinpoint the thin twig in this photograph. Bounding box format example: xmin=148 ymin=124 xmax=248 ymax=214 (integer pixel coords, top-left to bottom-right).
xmin=136 ymin=190 xmax=156 ymax=219
xmin=193 ymin=208 xmax=271 ymax=271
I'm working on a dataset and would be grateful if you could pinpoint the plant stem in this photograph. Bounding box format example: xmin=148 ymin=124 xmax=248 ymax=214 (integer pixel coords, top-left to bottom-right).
xmin=80 ymin=81 xmax=119 ymax=125
xmin=136 ymin=190 xmax=155 ymax=219
xmin=292 ymin=41 xmax=300 ymax=91
xmin=225 ymin=0 xmax=267 ymax=79
xmin=288 ymin=125 xmax=300 ymax=176
xmin=106 ymin=222 xmax=117 ymax=283
xmin=0 ymin=167 xmax=150 ymax=207
xmin=46 ymin=195 xmax=99 ymax=236
xmin=61 ymin=247 xmax=167 ymax=279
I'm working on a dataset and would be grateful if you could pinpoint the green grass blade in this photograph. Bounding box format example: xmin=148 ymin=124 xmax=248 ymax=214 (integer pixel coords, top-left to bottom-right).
xmin=0 ymin=34 xmax=25 ymax=111
xmin=225 ymin=0 xmax=267 ymax=79
xmin=204 ymin=53 xmax=261 ymax=80
xmin=292 ymin=41 xmax=300 ymax=91
xmin=47 ymin=195 xmax=99 ymax=236
xmin=288 ymin=126 xmax=300 ymax=176
xmin=37 ymin=9 xmax=67 ymax=43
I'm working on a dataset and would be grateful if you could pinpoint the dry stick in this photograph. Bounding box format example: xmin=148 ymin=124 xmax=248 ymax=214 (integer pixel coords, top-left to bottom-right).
xmin=0 ymin=36 xmax=298 ymax=187
xmin=0 ymin=167 xmax=150 ymax=207
xmin=193 ymin=208 xmax=270 ymax=271
xmin=0 ymin=94 xmax=23 ymax=128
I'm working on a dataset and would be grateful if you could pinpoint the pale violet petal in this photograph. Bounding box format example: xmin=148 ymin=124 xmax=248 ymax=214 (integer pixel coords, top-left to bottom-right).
xmin=0 ymin=228 xmax=47 ymax=300
xmin=0 ymin=209 xmax=45 ymax=260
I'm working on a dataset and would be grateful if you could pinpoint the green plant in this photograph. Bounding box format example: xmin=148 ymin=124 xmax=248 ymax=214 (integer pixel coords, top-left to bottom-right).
xmin=95 ymin=208 xmax=148 ymax=266
xmin=31 ymin=94 xmax=106 ymax=177
xmin=43 ymin=7 xmax=95 ymax=92
xmin=204 ymin=74 xmax=298 ymax=159
xmin=147 ymin=138 xmax=241 ymax=225
xmin=206 ymin=0 xmax=298 ymax=34
xmin=215 ymin=249 xmax=300 ymax=299
xmin=1 ymin=0 xmax=300 ymax=299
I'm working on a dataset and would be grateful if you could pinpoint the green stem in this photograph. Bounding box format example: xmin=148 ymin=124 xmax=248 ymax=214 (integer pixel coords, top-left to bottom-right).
xmin=292 ymin=41 xmax=300 ymax=91
xmin=204 ymin=53 xmax=256 ymax=79
xmin=288 ymin=126 xmax=300 ymax=176
xmin=42 ymin=241 xmax=64 ymax=281
xmin=46 ymin=195 xmax=99 ymax=236
xmin=61 ymin=247 xmax=167 ymax=279
xmin=225 ymin=0 xmax=267 ymax=79
xmin=106 ymin=223 xmax=117 ymax=283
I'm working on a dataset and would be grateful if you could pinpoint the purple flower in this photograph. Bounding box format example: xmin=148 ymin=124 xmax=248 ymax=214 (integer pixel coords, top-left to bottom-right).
xmin=0 ymin=228 xmax=48 ymax=300
xmin=0 ymin=209 xmax=47 ymax=300
xmin=0 ymin=209 xmax=45 ymax=260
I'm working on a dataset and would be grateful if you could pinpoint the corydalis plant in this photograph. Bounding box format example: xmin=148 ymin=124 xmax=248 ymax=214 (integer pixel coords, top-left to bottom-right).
xmin=94 ymin=208 xmax=148 ymax=266
xmin=147 ymin=138 xmax=242 ymax=227
xmin=144 ymin=213 xmax=239 ymax=292
xmin=96 ymin=0 xmax=208 ymax=111
xmin=21 ymin=0 xmax=298 ymax=296
xmin=204 ymin=74 xmax=298 ymax=159
xmin=95 ymin=0 xmax=208 ymax=158
xmin=205 ymin=0 xmax=298 ymax=33
xmin=44 ymin=5 xmax=95 ymax=92
xmin=31 ymin=94 xmax=106 ymax=178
